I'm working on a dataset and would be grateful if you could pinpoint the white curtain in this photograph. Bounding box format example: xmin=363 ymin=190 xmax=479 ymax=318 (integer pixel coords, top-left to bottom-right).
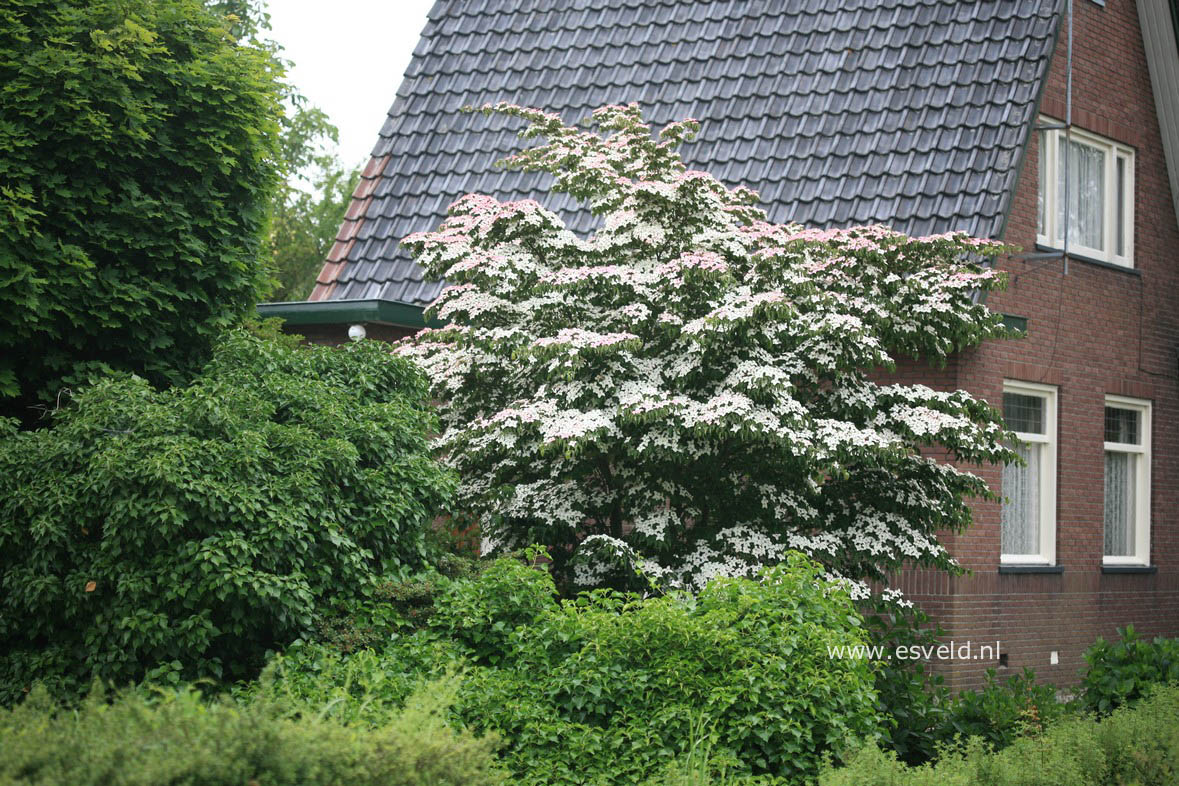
xmin=1002 ymin=443 xmax=1041 ymax=555
xmin=1104 ymin=451 xmax=1135 ymax=556
xmin=1057 ymin=137 xmax=1105 ymax=250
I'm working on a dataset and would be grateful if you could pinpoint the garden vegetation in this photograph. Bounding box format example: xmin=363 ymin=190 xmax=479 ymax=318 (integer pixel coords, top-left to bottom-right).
xmin=0 ymin=679 xmax=506 ymax=785
xmin=0 ymin=328 xmax=453 ymax=703
xmin=0 ymin=0 xmax=283 ymax=423
xmin=256 ymin=552 xmax=882 ymax=785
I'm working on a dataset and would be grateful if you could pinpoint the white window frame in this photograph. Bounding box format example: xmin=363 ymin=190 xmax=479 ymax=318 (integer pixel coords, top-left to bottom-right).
xmin=1037 ymin=121 xmax=1135 ymax=267
xmin=1000 ymin=380 xmax=1058 ymax=565
xmin=1102 ymin=395 xmax=1151 ymax=566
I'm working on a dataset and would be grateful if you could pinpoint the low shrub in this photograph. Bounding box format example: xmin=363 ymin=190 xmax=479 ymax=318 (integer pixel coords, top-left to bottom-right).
xmin=0 ymin=679 xmax=506 ymax=786
xmin=248 ymin=642 xmax=465 ymax=729
xmin=863 ymin=602 xmax=1066 ymax=764
xmin=819 ymin=683 xmax=1179 ymax=786
xmin=0 ymin=327 xmax=455 ymax=703
xmin=428 ymin=547 xmax=558 ymax=665
xmin=266 ymin=551 xmax=884 ymax=785
xmin=944 ymin=667 xmax=1065 ymax=751
xmin=1079 ymin=625 xmax=1179 ymax=714
xmin=309 ymin=549 xmax=484 ymax=653
xmin=861 ymin=600 xmax=954 ymax=764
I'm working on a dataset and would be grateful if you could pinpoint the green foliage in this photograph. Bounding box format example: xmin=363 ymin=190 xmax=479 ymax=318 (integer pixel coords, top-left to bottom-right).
xmin=945 ymin=668 xmax=1064 ymax=751
xmin=1079 ymin=625 xmax=1179 ymax=714
xmin=0 ymin=0 xmax=284 ymax=421
xmin=428 ymin=549 xmax=559 ymax=665
xmin=861 ymin=601 xmax=954 ymax=764
xmin=0 ymin=679 xmax=507 ymax=786
xmin=266 ymin=551 xmax=884 ymax=785
xmin=0 ymin=328 xmax=455 ymax=703
xmin=264 ymin=159 xmax=360 ymax=301
xmin=248 ymin=643 xmax=467 ymax=729
xmin=819 ymin=683 xmax=1179 ymax=786
xmin=638 ymin=715 xmax=793 ymax=786
xmin=200 ymin=0 xmax=360 ymax=303
xmin=312 ymin=552 xmax=481 ymax=653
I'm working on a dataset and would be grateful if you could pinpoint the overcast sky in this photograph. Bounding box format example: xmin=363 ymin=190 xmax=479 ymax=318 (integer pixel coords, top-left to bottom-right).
xmin=267 ymin=0 xmax=436 ymax=170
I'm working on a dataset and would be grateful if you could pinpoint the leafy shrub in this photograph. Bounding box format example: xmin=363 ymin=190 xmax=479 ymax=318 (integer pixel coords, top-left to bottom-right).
xmin=945 ymin=668 xmax=1064 ymax=751
xmin=0 ymin=0 xmax=284 ymax=421
xmin=819 ymin=683 xmax=1179 ymax=786
xmin=311 ymin=550 xmax=482 ymax=652
xmin=267 ymin=551 xmax=884 ymax=785
xmin=860 ymin=601 xmax=955 ymax=764
xmin=0 ymin=328 xmax=455 ymax=703
xmin=428 ymin=548 xmax=558 ymax=665
xmin=249 ymin=643 xmax=466 ymax=729
xmin=1079 ymin=625 xmax=1179 ymax=714
xmin=0 ymin=679 xmax=506 ymax=786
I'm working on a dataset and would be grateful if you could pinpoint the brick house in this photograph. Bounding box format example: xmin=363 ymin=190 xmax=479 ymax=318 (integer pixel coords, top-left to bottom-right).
xmin=260 ymin=0 xmax=1179 ymax=689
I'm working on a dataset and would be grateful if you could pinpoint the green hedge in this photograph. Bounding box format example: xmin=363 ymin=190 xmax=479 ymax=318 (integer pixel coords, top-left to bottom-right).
xmin=0 ymin=328 xmax=455 ymax=702
xmin=0 ymin=680 xmax=505 ymax=786
xmin=261 ymin=552 xmax=884 ymax=785
xmin=819 ymin=683 xmax=1179 ymax=786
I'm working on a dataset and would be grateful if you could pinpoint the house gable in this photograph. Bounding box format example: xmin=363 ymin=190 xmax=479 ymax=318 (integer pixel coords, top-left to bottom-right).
xmin=306 ymin=0 xmax=1062 ymax=308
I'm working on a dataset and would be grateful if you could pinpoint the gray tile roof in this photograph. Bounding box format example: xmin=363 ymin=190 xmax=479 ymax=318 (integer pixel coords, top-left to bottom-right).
xmin=311 ymin=0 xmax=1063 ymax=307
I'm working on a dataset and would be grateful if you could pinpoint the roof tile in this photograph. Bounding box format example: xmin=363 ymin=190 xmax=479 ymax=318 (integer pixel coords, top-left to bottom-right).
xmin=315 ymin=0 xmax=1062 ymax=307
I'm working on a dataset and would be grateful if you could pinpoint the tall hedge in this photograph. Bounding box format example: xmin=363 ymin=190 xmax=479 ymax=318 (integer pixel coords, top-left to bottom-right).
xmin=0 ymin=329 xmax=455 ymax=703
xmin=0 ymin=0 xmax=283 ymax=422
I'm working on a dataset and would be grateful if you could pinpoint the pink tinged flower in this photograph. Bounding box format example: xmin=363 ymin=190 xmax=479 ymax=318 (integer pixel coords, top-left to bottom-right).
xmin=532 ymin=328 xmax=638 ymax=350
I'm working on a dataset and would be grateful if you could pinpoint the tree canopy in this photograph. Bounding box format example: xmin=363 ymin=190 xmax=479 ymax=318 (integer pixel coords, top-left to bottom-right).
xmin=0 ymin=0 xmax=283 ymax=423
xmin=264 ymin=155 xmax=359 ymax=302
xmin=397 ymin=103 xmax=1020 ymax=593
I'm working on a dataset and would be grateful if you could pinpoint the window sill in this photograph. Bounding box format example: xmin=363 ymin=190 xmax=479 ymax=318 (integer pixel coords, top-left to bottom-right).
xmin=1101 ymin=564 xmax=1157 ymax=575
xmin=999 ymin=564 xmax=1064 ymax=574
xmin=1034 ymin=244 xmax=1140 ymax=275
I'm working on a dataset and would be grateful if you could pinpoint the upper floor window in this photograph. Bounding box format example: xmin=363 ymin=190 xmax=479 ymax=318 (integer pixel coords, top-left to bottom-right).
xmin=1104 ymin=396 xmax=1151 ymax=565
xmin=1000 ymin=381 xmax=1057 ymax=564
xmin=1037 ymin=124 xmax=1134 ymax=267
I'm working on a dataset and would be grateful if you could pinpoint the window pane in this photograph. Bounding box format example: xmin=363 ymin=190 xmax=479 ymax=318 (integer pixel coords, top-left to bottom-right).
xmin=1002 ymin=442 xmax=1041 ymax=555
xmin=1105 ymin=406 xmax=1139 ymax=444
xmin=1003 ymin=392 xmax=1044 ymax=434
xmin=1057 ymin=137 xmax=1105 ymax=250
xmin=1037 ymin=131 xmax=1047 ymax=236
xmin=1116 ymin=156 xmax=1126 ymax=257
xmin=1104 ymin=451 xmax=1136 ymax=556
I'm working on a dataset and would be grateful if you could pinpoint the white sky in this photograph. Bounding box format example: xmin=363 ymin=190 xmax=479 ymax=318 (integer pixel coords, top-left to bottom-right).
xmin=266 ymin=0 xmax=436 ymax=170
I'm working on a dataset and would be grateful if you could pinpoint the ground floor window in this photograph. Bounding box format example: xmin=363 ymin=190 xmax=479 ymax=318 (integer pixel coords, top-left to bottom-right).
xmin=1104 ymin=395 xmax=1151 ymax=565
xmin=1000 ymin=381 xmax=1058 ymax=564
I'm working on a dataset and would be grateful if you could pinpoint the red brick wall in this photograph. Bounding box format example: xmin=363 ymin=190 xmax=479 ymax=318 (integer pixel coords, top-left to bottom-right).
xmin=903 ymin=0 xmax=1179 ymax=691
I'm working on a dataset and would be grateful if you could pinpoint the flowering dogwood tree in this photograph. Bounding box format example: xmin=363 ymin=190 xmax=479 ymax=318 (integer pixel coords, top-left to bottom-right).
xmin=397 ymin=103 xmax=1019 ymax=594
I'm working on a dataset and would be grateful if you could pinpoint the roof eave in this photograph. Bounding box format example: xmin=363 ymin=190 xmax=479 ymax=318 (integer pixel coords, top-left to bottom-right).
xmin=256 ymin=298 xmax=441 ymax=329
